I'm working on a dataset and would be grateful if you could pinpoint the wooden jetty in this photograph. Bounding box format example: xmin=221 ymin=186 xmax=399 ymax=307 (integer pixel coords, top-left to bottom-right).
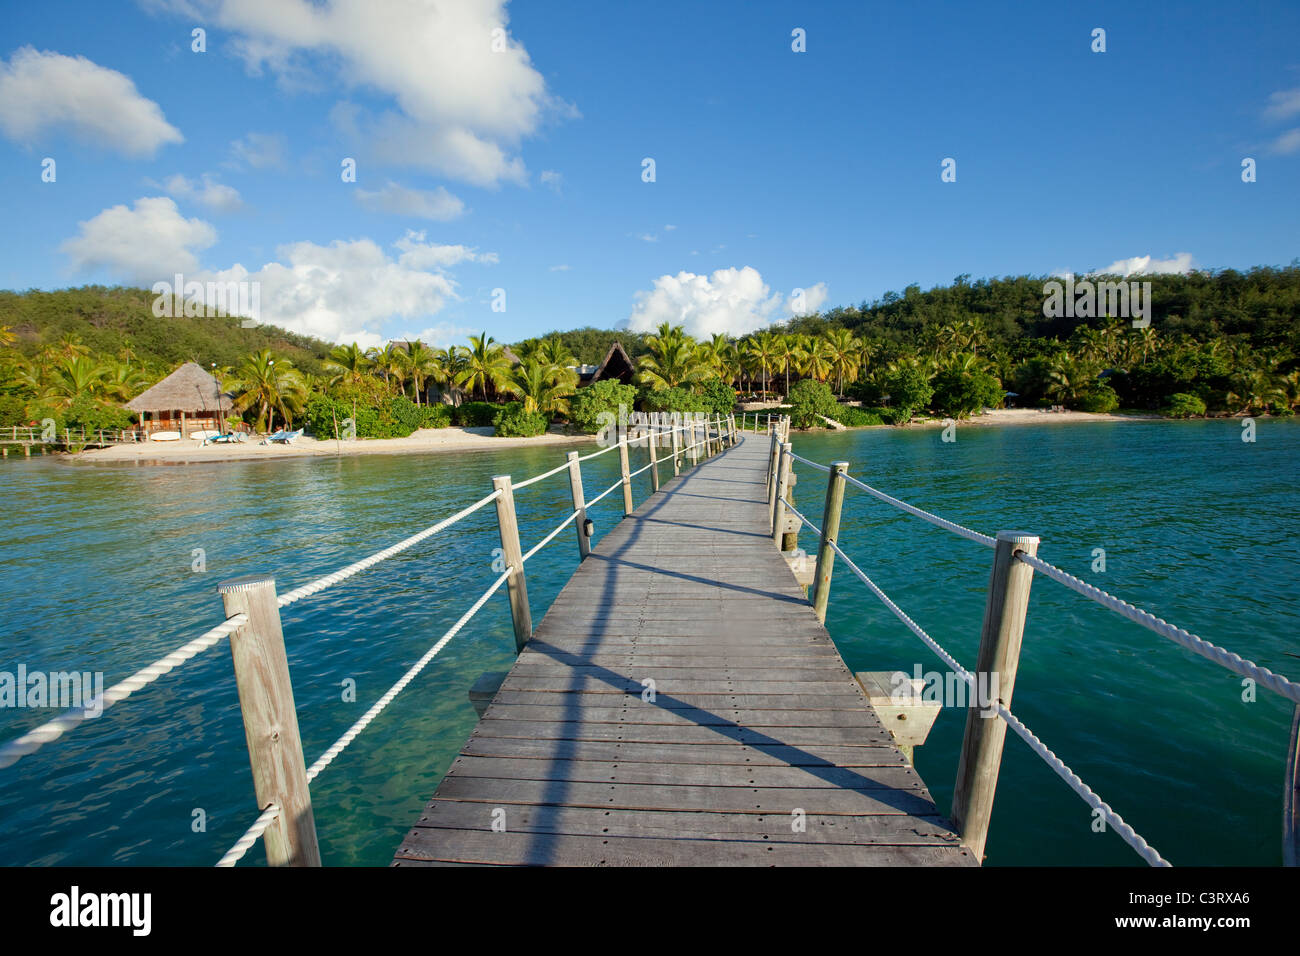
xmin=394 ymin=430 xmax=975 ymax=866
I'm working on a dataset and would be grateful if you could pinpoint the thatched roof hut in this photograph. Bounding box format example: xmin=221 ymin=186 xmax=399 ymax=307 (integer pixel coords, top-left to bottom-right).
xmin=127 ymin=362 xmax=233 ymax=437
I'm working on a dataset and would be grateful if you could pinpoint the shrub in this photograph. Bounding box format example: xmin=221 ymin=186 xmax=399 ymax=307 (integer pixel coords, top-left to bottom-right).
xmin=828 ymin=405 xmax=883 ymax=427
xmin=420 ymin=403 xmax=452 ymax=428
xmin=641 ymin=386 xmax=707 ymax=414
xmin=1073 ymin=385 xmax=1120 ymax=414
xmin=697 ymin=377 xmax=738 ymax=417
xmin=453 ymin=402 xmax=502 ymax=427
xmin=930 ymin=368 xmax=1003 ymax=419
xmin=880 ymin=367 xmax=934 ymax=422
xmin=786 ymin=379 xmax=838 ymax=429
xmin=569 ymin=380 xmax=638 ymax=433
xmin=383 ymin=395 xmax=423 ymax=434
xmin=1161 ymin=392 xmax=1206 ymax=418
xmin=493 ymin=401 xmax=548 ymax=437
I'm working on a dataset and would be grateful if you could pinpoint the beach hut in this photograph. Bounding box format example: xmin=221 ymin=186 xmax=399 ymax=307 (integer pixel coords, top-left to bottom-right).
xmin=126 ymin=362 xmax=233 ymax=439
xmin=576 ymin=342 xmax=636 ymax=387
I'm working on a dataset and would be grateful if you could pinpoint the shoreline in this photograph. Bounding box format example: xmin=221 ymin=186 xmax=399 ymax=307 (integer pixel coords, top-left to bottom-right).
xmin=64 ymin=426 xmax=597 ymax=466
xmin=25 ymin=408 xmax=1264 ymax=466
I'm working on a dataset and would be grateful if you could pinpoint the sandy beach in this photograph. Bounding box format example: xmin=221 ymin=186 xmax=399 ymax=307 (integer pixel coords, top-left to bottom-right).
xmin=70 ymin=426 xmax=597 ymax=465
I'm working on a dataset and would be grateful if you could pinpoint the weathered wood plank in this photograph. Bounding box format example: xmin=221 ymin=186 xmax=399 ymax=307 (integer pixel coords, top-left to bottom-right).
xmin=394 ymin=434 xmax=971 ymax=866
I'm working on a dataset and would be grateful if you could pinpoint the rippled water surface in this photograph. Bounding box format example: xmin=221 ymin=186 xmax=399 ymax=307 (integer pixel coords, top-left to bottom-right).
xmin=1 ymin=420 xmax=1296 ymax=866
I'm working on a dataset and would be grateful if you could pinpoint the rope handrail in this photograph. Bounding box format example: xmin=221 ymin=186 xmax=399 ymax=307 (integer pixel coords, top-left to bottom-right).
xmin=784 ymin=449 xmax=1298 ymax=705
xmin=511 ymin=459 xmax=572 ymax=490
xmin=585 ymin=476 xmax=626 ymax=509
xmin=0 ymin=613 xmax=249 ymax=770
xmin=1017 ymin=552 xmax=1300 ymax=705
xmin=216 ymin=802 xmax=280 ymax=868
xmin=217 ymin=566 xmax=515 ymax=866
xmin=842 ymin=472 xmax=998 ymax=548
xmin=788 ymin=452 xmax=831 ymax=474
xmin=522 ymin=508 xmax=582 ymax=563
xmin=780 ymin=498 xmax=1168 ymax=866
xmin=276 ymin=489 xmax=503 ymax=607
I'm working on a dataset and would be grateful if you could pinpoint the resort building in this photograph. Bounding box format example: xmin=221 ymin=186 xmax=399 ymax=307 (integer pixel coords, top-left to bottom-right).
xmin=125 ymin=362 xmax=233 ymax=438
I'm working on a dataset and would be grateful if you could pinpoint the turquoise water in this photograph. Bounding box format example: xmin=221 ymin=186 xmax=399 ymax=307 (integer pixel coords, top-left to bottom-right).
xmin=0 ymin=420 xmax=1296 ymax=866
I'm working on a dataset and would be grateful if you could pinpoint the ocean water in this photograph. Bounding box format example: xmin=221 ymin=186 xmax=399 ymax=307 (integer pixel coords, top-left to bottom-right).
xmin=0 ymin=420 xmax=1295 ymax=866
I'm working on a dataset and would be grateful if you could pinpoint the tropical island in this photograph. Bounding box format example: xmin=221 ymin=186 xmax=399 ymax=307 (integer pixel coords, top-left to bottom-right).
xmin=0 ymin=265 xmax=1296 ymax=459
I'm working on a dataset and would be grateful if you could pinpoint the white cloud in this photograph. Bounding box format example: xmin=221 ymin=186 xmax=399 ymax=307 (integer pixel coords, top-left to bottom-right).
xmin=1268 ymin=128 xmax=1300 ymax=155
xmin=664 ymin=224 xmax=676 ymax=231
xmin=229 ymin=131 xmax=287 ymax=169
xmin=156 ymin=0 xmax=575 ymax=186
xmin=539 ymin=170 xmax=562 ymax=193
xmin=162 ymin=173 xmax=245 ymax=213
xmin=1089 ymin=253 xmax=1195 ymax=277
xmin=549 ymin=264 xmax=571 ymax=271
xmin=393 ymin=230 xmax=497 ymax=269
xmin=0 ymin=47 xmax=182 ymax=156
xmin=198 ymin=238 xmax=460 ymax=343
xmin=61 ymin=201 xmax=487 ymax=344
xmin=626 ymin=267 xmax=827 ymax=338
xmin=61 ymin=197 xmax=216 ymax=282
xmin=356 ymin=180 xmax=466 ymax=220
xmin=393 ymin=323 xmax=478 ymax=349
xmin=633 ymin=233 xmax=659 ymax=243
xmin=1264 ymin=88 xmax=1300 ymax=122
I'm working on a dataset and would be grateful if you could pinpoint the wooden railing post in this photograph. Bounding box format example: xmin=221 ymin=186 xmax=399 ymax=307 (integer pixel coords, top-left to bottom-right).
xmin=771 ymin=441 xmax=793 ymax=545
xmin=617 ymin=429 xmax=634 ymax=515
xmin=689 ymin=419 xmax=699 ymax=467
xmin=648 ymin=419 xmax=661 ymax=492
xmin=670 ymin=418 xmax=681 ymax=476
xmin=566 ymin=451 xmax=592 ymax=560
xmin=951 ymin=530 xmax=1040 ymax=861
xmin=492 ymin=475 xmax=532 ymax=653
xmin=811 ymin=462 xmax=849 ymax=624
xmin=217 ymin=574 xmax=321 ymax=867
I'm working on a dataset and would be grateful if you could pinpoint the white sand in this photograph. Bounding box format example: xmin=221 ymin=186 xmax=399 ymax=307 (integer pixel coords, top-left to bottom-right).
xmin=72 ymin=426 xmax=596 ymax=465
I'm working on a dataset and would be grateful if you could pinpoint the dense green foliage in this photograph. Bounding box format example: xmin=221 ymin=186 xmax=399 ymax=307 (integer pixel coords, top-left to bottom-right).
xmin=452 ymin=402 xmax=503 ymax=427
xmin=569 ymin=379 xmax=638 ymax=433
xmin=641 ymin=386 xmax=707 ymax=414
xmin=1163 ymin=392 xmax=1207 ymax=418
xmin=492 ymin=402 xmax=549 ymax=437
xmin=786 ymin=379 xmax=838 ymax=428
xmin=930 ymin=366 xmax=1004 ymax=419
xmin=696 ymin=377 xmax=738 ymax=417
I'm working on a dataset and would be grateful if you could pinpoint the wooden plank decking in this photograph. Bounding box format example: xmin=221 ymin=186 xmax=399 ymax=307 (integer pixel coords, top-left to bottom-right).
xmin=394 ymin=433 xmax=975 ymax=866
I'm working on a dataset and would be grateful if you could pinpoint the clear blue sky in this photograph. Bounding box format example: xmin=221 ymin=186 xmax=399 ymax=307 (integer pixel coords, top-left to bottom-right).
xmin=1 ymin=0 xmax=1297 ymax=347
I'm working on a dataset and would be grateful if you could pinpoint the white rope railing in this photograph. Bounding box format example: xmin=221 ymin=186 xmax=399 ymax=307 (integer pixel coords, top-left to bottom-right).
xmin=218 ymin=566 xmax=514 ymax=866
xmin=522 ymin=509 xmax=582 ymax=563
xmin=216 ymin=803 xmax=281 ymax=868
xmin=585 ymin=476 xmax=626 ymax=509
xmin=277 ymin=489 xmax=503 ymax=606
xmin=511 ymin=459 xmax=572 ymax=490
xmin=0 ymin=614 xmax=248 ymax=770
xmin=788 ymin=452 xmax=831 ymax=474
xmin=781 ymin=498 xmax=1168 ymax=866
xmin=1018 ymin=553 xmax=1300 ymax=705
xmin=840 ymin=473 xmax=998 ymax=548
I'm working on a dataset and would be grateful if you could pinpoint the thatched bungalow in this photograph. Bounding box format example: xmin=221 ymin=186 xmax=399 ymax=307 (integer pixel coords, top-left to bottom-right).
xmin=126 ymin=362 xmax=233 ymax=438
xmin=575 ymin=342 xmax=636 ymax=387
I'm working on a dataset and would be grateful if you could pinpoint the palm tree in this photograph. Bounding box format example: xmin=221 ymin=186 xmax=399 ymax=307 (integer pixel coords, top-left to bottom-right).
xmin=742 ymin=331 xmax=780 ymax=399
xmin=771 ymin=334 xmax=797 ymax=398
xmin=44 ymin=356 xmax=107 ymax=406
xmin=824 ymin=328 xmax=860 ymax=396
xmin=100 ymin=360 xmax=149 ymax=402
xmin=456 ymin=332 xmax=512 ymax=401
xmin=638 ymin=323 xmax=707 ymax=390
xmin=230 ymin=350 xmax=307 ymax=434
xmin=799 ymin=336 xmax=835 ymax=383
xmin=506 ymin=358 xmax=576 ymax=415
xmin=0 ymin=325 xmax=14 ymax=348
xmin=405 ymin=341 xmax=438 ymax=406
xmin=324 ymin=343 xmax=372 ymax=389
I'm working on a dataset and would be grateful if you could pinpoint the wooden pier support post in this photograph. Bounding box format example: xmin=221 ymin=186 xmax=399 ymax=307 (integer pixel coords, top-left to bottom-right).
xmin=648 ymin=420 xmax=661 ymax=492
xmin=771 ymin=441 xmax=793 ymax=545
xmin=951 ymin=530 xmax=1041 ymax=861
xmin=617 ymin=424 xmax=634 ymax=515
xmin=492 ymin=475 xmax=533 ymax=653
xmin=217 ymin=574 xmax=321 ymax=867
xmin=811 ymin=462 xmax=849 ymax=624
xmin=670 ymin=419 xmax=681 ymax=476
xmin=566 ymin=451 xmax=592 ymax=560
